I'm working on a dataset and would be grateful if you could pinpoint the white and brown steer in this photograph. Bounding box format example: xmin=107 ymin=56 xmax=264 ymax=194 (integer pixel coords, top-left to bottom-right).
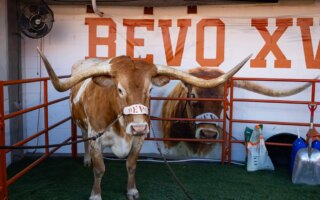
xmin=37 ymin=48 xmax=251 ymax=200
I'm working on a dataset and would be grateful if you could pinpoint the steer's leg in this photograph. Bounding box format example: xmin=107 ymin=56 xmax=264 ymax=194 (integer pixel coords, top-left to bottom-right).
xmin=126 ymin=136 xmax=145 ymax=200
xmin=89 ymin=140 xmax=105 ymax=200
xmin=82 ymin=128 xmax=92 ymax=167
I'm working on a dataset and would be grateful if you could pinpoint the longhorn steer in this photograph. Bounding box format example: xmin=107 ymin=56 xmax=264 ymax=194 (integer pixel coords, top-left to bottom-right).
xmin=37 ymin=48 xmax=251 ymax=200
xmin=162 ymin=67 xmax=315 ymax=158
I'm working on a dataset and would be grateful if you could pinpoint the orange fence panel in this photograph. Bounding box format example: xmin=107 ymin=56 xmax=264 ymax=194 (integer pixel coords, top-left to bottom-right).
xmin=228 ymin=77 xmax=319 ymax=164
xmin=0 ymin=76 xmax=76 ymax=200
xmin=0 ymin=75 xmax=319 ymax=199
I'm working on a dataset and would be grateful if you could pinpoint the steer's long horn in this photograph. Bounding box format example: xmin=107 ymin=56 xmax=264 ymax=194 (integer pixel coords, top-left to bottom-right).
xmin=37 ymin=47 xmax=111 ymax=92
xmin=155 ymin=54 xmax=252 ymax=88
xmin=234 ymin=77 xmax=319 ymax=97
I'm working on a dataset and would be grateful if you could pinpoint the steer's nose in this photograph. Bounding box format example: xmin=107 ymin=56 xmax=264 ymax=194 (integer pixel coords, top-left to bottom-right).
xmin=196 ymin=123 xmax=220 ymax=140
xmin=199 ymin=129 xmax=218 ymax=139
xmin=131 ymin=123 xmax=148 ymax=136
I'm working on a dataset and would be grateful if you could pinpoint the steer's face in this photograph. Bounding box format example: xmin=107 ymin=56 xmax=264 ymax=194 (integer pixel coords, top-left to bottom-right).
xmin=93 ymin=56 xmax=169 ymax=136
xmin=183 ymin=68 xmax=227 ymax=142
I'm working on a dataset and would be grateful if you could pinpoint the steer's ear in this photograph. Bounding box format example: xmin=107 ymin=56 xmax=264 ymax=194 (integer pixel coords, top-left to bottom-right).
xmin=92 ymin=76 xmax=114 ymax=87
xmin=152 ymin=75 xmax=170 ymax=86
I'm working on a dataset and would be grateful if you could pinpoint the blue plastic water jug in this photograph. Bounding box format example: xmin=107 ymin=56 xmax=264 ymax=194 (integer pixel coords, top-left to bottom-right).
xmin=290 ymin=137 xmax=307 ymax=174
xmin=312 ymin=140 xmax=320 ymax=151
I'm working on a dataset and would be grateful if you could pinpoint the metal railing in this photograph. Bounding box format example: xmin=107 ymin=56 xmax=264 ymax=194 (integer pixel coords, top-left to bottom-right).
xmin=148 ymin=83 xmax=229 ymax=164
xmin=0 ymin=76 xmax=319 ymax=199
xmin=0 ymin=76 xmax=77 ymax=200
xmin=228 ymin=77 xmax=319 ymax=163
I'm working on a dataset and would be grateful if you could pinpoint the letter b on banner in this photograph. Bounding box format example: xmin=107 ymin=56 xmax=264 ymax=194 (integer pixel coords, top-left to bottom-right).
xmin=85 ymin=18 xmax=116 ymax=59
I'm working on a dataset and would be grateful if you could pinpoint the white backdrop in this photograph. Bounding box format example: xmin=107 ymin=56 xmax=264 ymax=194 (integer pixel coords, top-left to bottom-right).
xmin=21 ymin=3 xmax=320 ymax=161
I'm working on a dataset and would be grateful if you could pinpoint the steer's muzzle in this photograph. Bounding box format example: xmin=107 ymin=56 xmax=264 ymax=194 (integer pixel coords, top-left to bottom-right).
xmin=126 ymin=122 xmax=149 ymax=136
xmin=196 ymin=124 xmax=220 ymax=144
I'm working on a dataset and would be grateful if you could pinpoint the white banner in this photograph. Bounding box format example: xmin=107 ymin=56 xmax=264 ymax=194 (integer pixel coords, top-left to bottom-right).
xmin=22 ymin=4 xmax=320 ymax=161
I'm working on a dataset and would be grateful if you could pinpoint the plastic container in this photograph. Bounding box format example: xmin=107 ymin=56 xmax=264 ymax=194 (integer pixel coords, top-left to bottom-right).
xmin=312 ymin=140 xmax=320 ymax=151
xmin=290 ymin=137 xmax=307 ymax=174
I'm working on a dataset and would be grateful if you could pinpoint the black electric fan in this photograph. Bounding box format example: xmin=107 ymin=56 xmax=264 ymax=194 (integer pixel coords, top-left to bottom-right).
xmin=19 ymin=2 xmax=54 ymax=39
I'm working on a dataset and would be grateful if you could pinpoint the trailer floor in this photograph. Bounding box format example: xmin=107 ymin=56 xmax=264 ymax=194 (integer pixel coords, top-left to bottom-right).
xmin=7 ymin=157 xmax=320 ymax=200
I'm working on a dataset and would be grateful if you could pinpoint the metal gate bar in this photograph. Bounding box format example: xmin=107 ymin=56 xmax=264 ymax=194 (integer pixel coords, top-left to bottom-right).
xmin=228 ymin=77 xmax=319 ymax=163
xmin=0 ymin=76 xmax=76 ymax=200
xmin=1 ymin=75 xmax=319 ymax=199
xmin=148 ymin=83 xmax=229 ymax=164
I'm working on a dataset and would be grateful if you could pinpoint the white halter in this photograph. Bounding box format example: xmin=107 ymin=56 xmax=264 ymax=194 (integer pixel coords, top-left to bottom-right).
xmin=123 ymin=104 xmax=149 ymax=115
xmin=195 ymin=112 xmax=219 ymax=125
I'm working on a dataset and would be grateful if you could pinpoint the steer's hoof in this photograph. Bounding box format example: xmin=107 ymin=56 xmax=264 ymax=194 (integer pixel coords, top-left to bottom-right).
xmin=127 ymin=188 xmax=139 ymax=200
xmin=89 ymin=194 xmax=102 ymax=200
xmin=83 ymin=156 xmax=92 ymax=167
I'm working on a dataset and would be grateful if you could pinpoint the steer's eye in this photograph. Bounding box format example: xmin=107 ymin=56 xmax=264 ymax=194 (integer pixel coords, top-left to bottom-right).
xmin=117 ymin=84 xmax=126 ymax=97
xmin=118 ymin=88 xmax=123 ymax=95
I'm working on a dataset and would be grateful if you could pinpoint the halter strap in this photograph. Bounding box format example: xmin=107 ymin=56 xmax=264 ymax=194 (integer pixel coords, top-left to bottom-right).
xmin=123 ymin=104 xmax=149 ymax=115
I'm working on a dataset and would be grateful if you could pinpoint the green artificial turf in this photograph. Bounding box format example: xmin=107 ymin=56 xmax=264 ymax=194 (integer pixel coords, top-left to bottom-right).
xmin=6 ymin=157 xmax=320 ymax=200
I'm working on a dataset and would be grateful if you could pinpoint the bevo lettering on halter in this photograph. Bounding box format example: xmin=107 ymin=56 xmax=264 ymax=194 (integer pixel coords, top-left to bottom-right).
xmin=123 ymin=104 xmax=149 ymax=115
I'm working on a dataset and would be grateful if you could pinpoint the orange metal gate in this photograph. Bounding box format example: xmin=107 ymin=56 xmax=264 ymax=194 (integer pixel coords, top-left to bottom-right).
xmin=228 ymin=77 xmax=319 ymax=163
xmin=0 ymin=76 xmax=319 ymax=200
xmin=0 ymin=77 xmax=78 ymax=200
xmin=147 ymin=83 xmax=229 ymax=164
